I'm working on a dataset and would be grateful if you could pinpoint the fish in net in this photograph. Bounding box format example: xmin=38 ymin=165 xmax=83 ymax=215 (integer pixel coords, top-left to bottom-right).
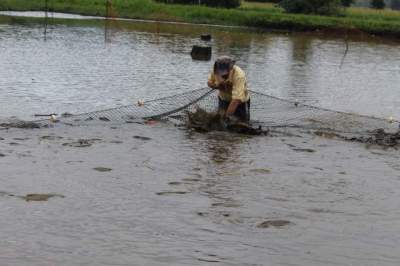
xmin=1 ymin=88 xmax=399 ymax=146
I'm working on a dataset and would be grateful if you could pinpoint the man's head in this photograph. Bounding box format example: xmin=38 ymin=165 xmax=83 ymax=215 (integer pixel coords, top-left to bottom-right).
xmin=214 ymin=56 xmax=235 ymax=80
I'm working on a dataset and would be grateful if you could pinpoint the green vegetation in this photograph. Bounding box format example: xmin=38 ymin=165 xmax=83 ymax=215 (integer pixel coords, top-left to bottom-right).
xmin=0 ymin=0 xmax=400 ymax=38
xmin=155 ymin=0 xmax=242 ymax=9
xmin=278 ymin=0 xmax=343 ymax=16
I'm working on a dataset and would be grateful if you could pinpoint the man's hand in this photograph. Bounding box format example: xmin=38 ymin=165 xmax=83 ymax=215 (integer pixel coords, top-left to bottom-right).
xmin=208 ymin=81 xmax=232 ymax=92
xmin=207 ymin=80 xmax=218 ymax=89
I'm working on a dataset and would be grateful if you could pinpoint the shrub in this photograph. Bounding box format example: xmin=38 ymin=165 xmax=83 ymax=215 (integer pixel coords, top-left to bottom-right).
xmin=155 ymin=0 xmax=241 ymax=8
xmin=279 ymin=0 xmax=342 ymax=15
xmin=341 ymin=0 xmax=354 ymax=7
xmin=391 ymin=0 xmax=400 ymax=10
xmin=371 ymin=0 xmax=385 ymax=9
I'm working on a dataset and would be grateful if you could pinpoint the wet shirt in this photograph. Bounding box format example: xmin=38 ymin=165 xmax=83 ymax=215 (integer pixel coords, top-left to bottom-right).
xmin=208 ymin=65 xmax=250 ymax=103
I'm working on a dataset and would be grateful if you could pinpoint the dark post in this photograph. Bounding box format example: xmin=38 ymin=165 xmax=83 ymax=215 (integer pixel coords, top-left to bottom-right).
xmin=44 ymin=0 xmax=48 ymax=41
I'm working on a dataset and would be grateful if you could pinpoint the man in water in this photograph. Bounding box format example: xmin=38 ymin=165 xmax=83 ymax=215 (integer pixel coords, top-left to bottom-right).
xmin=207 ymin=56 xmax=250 ymax=122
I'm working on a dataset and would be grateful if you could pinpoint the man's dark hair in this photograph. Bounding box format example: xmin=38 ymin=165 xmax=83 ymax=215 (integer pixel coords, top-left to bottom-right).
xmin=214 ymin=56 xmax=236 ymax=75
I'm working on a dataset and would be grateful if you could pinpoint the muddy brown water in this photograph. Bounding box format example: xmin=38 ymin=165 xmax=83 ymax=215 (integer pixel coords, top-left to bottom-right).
xmin=1 ymin=12 xmax=400 ymax=266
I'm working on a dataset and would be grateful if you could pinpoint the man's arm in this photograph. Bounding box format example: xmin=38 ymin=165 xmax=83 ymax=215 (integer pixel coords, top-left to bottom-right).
xmin=225 ymin=100 xmax=241 ymax=117
xmin=207 ymin=71 xmax=218 ymax=89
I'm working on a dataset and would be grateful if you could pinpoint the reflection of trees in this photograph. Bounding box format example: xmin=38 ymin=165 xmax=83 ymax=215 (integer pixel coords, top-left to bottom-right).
xmin=101 ymin=16 xmax=276 ymax=72
xmin=212 ymin=32 xmax=272 ymax=69
xmin=287 ymin=35 xmax=313 ymax=101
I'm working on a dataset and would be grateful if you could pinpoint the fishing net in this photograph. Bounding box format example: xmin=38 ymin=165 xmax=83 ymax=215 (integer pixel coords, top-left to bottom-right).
xmin=1 ymin=87 xmax=399 ymax=141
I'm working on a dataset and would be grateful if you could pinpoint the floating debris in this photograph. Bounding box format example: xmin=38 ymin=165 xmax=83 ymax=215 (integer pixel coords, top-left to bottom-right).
xmin=9 ymin=142 xmax=20 ymax=146
xmin=314 ymin=130 xmax=341 ymax=139
xmin=20 ymin=193 xmax=65 ymax=202
xmin=99 ymin=117 xmax=110 ymax=122
xmin=200 ymin=34 xmax=212 ymax=41
xmin=156 ymin=191 xmax=187 ymax=196
xmin=61 ymin=112 xmax=73 ymax=117
xmin=144 ymin=120 xmax=158 ymax=126
xmin=62 ymin=138 xmax=101 ymax=148
xmin=191 ymin=45 xmax=212 ymax=61
xmin=257 ymin=220 xmax=292 ymax=228
xmin=50 ymin=114 xmax=58 ymax=123
xmin=182 ymin=178 xmax=201 ymax=182
xmin=93 ymin=167 xmax=112 ymax=172
xmin=133 ymin=136 xmax=152 ymax=141
xmin=348 ymin=128 xmax=400 ymax=147
xmin=40 ymin=135 xmax=63 ymax=141
xmin=292 ymin=148 xmax=316 ymax=153
xmin=250 ymin=168 xmax=271 ymax=174
xmin=197 ymin=258 xmax=220 ymax=263
xmin=168 ymin=181 xmax=182 ymax=186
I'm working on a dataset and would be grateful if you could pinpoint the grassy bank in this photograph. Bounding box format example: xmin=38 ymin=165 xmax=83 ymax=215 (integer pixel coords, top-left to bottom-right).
xmin=1 ymin=0 xmax=400 ymax=38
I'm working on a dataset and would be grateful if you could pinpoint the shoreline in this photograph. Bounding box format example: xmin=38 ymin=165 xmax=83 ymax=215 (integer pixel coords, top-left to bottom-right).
xmin=0 ymin=10 xmax=398 ymax=44
xmin=0 ymin=0 xmax=399 ymax=40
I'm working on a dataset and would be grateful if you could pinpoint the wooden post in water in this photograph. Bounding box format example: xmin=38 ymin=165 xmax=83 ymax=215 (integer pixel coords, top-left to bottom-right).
xmin=44 ymin=0 xmax=48 ymax=41
xmin=104 ymin=0 xmax=111 ymax=43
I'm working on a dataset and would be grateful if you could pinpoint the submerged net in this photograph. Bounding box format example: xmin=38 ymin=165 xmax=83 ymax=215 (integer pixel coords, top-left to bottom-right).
xmin=1 ymin=87 xmax=399 ymax=138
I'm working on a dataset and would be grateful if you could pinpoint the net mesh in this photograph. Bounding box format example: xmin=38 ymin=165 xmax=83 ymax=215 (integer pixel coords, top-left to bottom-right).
xmin=1 ymin=88 xmax=399 ymax=138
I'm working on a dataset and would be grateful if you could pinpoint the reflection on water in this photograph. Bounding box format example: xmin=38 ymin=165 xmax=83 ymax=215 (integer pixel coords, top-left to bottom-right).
xmin=1 ymin=13 xmax=400 ymax=121
xmin=288 ymin=35 xmax=313 ymax=102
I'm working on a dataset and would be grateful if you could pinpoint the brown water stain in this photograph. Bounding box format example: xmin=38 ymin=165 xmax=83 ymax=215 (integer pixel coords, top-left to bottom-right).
xmin=250 ymin=168 xmax=271 ymax=174
xmin=217 ymin=171 xmax=241 ymax=177
xmin=257 ymin=220 xmax=292 ymax=228
xmin=19 ymin=193 xmax=65 ymax=202
xmin=314 ymin=131 xmax=340 ymax=139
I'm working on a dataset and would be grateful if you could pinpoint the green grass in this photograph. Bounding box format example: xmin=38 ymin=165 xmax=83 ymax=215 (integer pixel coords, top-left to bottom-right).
xmin=1 ymin=0 xmax=400 ymax=38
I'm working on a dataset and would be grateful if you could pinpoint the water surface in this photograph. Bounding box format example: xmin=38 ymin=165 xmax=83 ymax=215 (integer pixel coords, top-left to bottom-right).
xmin=1 ymin=12 xmax=400 ymax=120
xmin=0 ymin=12 xmax=400 ymax=266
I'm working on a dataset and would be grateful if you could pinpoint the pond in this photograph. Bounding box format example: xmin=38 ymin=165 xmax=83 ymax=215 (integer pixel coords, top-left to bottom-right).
xmin=0 ymin=12 xmax=400 ymax=266
xmin=1 ymin=11 xmax=400 ymax=120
